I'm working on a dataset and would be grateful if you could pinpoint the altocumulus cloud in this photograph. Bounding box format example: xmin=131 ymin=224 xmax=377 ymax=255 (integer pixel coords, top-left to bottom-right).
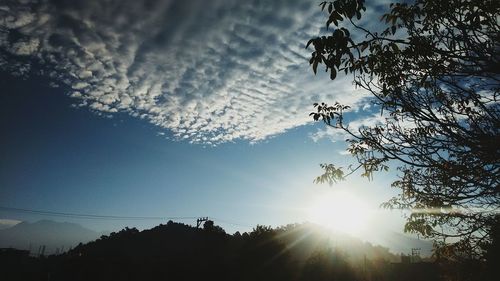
xmin=0 ymin=0 xmax=368 ymax=144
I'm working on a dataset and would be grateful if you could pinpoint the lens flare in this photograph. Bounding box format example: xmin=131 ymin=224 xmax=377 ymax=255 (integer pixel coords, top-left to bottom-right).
xmin=307 ymin=190 xmax=370 ymax=236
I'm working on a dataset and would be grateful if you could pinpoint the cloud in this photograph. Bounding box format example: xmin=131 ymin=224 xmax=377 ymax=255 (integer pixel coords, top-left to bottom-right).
xmin=0 ymin=0 xmax=372 ymax=144
xmin=310 ymin=112 xmax=388 ymax=143
xmin=309 ymin=126 xmax=347 ymax=143
xmin=309 ymin=108 xmax=421 ymax=146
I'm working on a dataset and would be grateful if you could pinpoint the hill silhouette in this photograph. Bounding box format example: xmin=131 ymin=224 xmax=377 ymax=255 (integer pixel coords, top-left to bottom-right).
xmin=0 ymin=220 xmax=102 ymax=255
xmin=1 ymin=220 xmax=446 ymax=281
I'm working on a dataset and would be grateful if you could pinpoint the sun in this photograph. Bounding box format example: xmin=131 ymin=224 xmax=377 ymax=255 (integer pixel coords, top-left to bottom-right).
xmin=307 ymin=190 xmax=370 ymax=236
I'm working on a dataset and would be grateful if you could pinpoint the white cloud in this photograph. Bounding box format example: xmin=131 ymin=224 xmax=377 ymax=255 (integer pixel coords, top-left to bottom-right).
xmin=9 ymin=37 xmax=39 ymax=55
xmin=309 ymin=126 xmax=347 ymax=143
xmin=0 ymin=0 xmax=377 ymax=143
xmin=310 ymin=112 xmax=387 ymax=143
xmin=310 ymin=109 xmax=421 ymax=145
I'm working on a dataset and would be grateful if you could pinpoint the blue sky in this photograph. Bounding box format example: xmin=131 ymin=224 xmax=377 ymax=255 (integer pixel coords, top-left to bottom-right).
xmin=0 ymin=0 xmax=406 ymax=242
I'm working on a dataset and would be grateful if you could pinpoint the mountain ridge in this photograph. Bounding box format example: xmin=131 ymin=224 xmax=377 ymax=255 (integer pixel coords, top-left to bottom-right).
xmin=0 ymin=219 xmax=102 ymax=254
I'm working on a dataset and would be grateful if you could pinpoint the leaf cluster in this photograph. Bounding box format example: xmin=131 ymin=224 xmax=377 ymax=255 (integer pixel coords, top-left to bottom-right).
xmin=307 ymin=0 xmax=500 ymax=256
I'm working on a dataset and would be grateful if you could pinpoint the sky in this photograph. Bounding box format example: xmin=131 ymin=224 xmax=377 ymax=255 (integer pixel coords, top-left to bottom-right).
xmin=0 ymin=0 xmax=408 ymax=244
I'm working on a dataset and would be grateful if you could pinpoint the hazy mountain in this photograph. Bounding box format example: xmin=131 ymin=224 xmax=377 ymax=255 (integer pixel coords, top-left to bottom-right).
xmin=367 ymin=231 xmax=434 ymax=257
xmin=0 ymin=219 xmax=22 ymax=230
xmin=386 ymin=232 xmax=434 ymax=257
xmin=0 ymin=220 xmax=101 ymax=255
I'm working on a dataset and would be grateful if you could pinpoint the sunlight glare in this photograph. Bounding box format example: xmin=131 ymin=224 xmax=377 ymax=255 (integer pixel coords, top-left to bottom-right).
xmin=307 ymin=190 xmax=370 ymax=236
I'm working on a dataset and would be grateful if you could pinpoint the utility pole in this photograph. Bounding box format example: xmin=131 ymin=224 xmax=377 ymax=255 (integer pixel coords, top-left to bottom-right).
xmin=196 ymin=217 xmax=209 ymax=228
xmin=363 ymin=254 xmax=367 ymax=280
xmin=411 ymin=248 xmax=421 ymax=263
xmin=40 ymin=245 xmax=46 ymax=257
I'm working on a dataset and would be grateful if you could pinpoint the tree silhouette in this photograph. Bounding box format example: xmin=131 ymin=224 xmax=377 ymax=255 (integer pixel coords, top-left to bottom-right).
xmin=306 ymin=0 xmax=499 ymax=256
xmin=300 ymin=248 xmax=357 ymax=281
xmin=2 ymin=222 xmax=415 ymax=281
xmin=482 ymin=216 xmax=500 ymax=280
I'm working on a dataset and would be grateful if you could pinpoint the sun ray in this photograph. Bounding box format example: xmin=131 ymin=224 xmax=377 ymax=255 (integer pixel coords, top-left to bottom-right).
xmin=307 ymin=190 xmax=370 ymax=236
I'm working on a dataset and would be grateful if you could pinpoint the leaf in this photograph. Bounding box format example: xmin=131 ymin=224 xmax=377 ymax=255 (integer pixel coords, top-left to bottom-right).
xmin=330 ymin=68 xmax=337 ymax=80
xmin=391 ymin=43 xmax=399 ymax=52
xmin=313 ymin=59 xmax=319 ymax=74
xmin=360 ymin=42 xmax=368 ymax=52
xmin=341 ymin=27 xmax=350 ymax=37
xmin=334 ymin=1 xmax=340 ymax=11
xmin=333 ymin=11 xmax=343 ymax=22
xmin=326 ymin=19 xmax=334 ymax=28
xmin=306 ymin=39 xmax=314 ymax=49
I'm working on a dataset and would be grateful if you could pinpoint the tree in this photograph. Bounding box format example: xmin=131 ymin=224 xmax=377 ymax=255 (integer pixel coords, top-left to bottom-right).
xmin=300 ymin=248 xmax=357 ymax=281
xmin=306 ymin=0 xmax=499 ymax=256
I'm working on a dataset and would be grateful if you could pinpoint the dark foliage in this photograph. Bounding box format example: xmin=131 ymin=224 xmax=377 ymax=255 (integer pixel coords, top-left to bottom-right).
xmin=307 ymin=0 xmax=500 ymax=257
xmin=0 ymin=221 xmax=447 ymax=281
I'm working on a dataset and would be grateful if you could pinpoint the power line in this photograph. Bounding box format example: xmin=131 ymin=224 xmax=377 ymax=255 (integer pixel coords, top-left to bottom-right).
xmin=212 ymin=217 xmax=253 ymax=228
xmin=0 ymin=206 xmax=254 ymax=228
xmin=0 ymin=206 xmax=197 ymax=221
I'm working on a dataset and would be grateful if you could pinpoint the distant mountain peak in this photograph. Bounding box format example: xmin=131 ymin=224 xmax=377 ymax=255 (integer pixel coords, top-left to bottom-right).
xmin=0 ymin=219 xmax=100 ymax=255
